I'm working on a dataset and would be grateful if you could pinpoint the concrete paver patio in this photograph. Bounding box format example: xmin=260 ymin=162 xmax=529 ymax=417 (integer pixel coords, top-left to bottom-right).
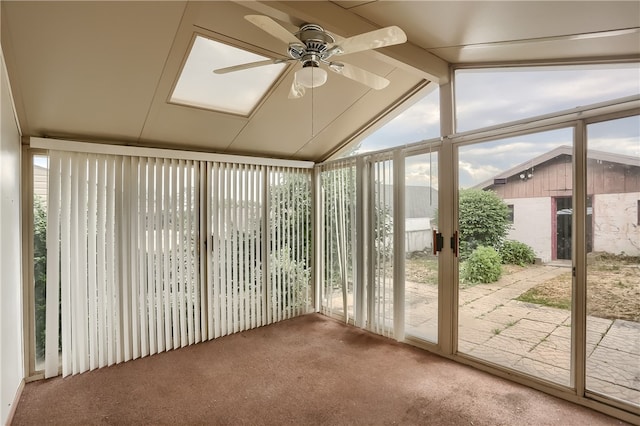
xmin=328 ymin=264 xmax=639 ymax=407
xmin=406 ymin=265 xmax=640 ymax=407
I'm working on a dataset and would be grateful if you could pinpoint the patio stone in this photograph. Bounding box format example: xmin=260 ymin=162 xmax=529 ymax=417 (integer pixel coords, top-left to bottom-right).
xmin=515 ymin=357 xmax=571 ymax=387
xmin=502 ymin=301 xmax=540 ymax=318
xmin=499 ymin=324 xmax=548 ymax=344
xmin=598 ymin=319 xmax=640 ymax=354
xmin=459 ymin=287 xmax=494 ymax=304
xmin=463 ymin=343 xmax=522 ymax=368
xmin=484 ymin=334 xmax=536 ymax=357
xmin=462 ymin=296 xmax=505 ymax=314
xmin=509 ymin=318 xmax=558 ymax=333
xmin=458 ymin=329 xmax=494 ymax=346
xmin=525 ymin=307 xmax=570 ymax=325
xmin=587 ymin=346 xmax=640 ymax=390
xmin=544 ymin=326 xmax=603 ymax=355
xmin=398 ymin=265 xmax=638 ymax=403
xmin=491 ymin=287 xmax=530 ymax=300
xmin=585 ymin=315 xmax=615 ymax=334
xmin=536 ymin=333 xmax=570 ymax=350
xmin=459 ymin=318 xmax=506 ymax=337
xmin=480 ymin=307 xmax=530 ymax=327
xmin=549 ymin=324 xmax=571 ymax=339
xmin=586 ymin=377 xmax=640 ymax=406
xmin=586 ymin=330 xmax=607 ymax=346
xmin=528 ymin=337 xmax=572 ymax=370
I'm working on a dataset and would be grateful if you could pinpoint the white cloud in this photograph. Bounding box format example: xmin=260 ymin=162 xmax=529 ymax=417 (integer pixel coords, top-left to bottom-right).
xmin=455 ymin=66 xmax=640 ymax=132
xmin=589 ymin=137 xmax=640 ymax=158
xmin=354 ymin=89 xmax=440 ymax=154
xmin=458 ymin=161 xmax=501 ymax=187
xmin=405 ymin=161 xmax=438 ymax=188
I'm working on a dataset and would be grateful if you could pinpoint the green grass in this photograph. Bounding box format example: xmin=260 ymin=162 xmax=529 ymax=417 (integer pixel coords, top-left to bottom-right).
xmin=516 ymin=289 xmax=571 ymax=310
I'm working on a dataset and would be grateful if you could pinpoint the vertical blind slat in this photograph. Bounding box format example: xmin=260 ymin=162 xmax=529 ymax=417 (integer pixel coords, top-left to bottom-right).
xmin=211 ymin=162 xmax=221 ymax=339
xmin=124 ymin=158 xmax=133 ymax=361
xmin=130 ymin=157 xmax=140 ymax=360
xmin=78 ymin=155 xmax=89 ymax=372
xmin=196 ymin=161 xmax=204 ymax=343
xmin=185 ymin=161 xmax=194 ymax=345
xmin=139 ymin=157 xmax=149 ymax=357
xmin=147 ymin=158 xmax=157 ymax=355
xmin=165 ymin=160 xmax=173 ymax=348
xmin=44 ymin=153 xmax=61 ymax=378
xmin=60 ymin=155 xmax=72 ymax=377
xmin=179 ymin=161 xmax=187 ymax=347
xmin=116 ymin=156 xmax=126 ymax=364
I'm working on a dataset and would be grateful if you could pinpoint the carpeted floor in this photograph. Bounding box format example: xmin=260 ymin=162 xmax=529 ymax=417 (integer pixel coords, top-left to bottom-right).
xmin=11 ymin=314 xmax=631 ymax=425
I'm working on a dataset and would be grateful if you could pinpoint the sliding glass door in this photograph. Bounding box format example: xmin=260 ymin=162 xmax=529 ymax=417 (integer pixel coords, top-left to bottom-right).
xmin=404 ymin=150 xmax=439 ymax=343
xmin=457 ymin=128 xmax=575 ymax=386
xmin=585 ymin=115 xmax=640 ymax=407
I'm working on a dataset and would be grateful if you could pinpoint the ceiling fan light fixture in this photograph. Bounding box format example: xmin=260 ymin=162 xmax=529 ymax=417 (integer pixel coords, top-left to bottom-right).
xmin=295 ymin=66 xmax=327 ymax=88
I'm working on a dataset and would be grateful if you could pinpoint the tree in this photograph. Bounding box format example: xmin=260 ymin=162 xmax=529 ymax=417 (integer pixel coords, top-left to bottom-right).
xmin=458 ymin=188 xmax=510 ymax=259
xmin=33 ymin=196 xmax=47 ymax=362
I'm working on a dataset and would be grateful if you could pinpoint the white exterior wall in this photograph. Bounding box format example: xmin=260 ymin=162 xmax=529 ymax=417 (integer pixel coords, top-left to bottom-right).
xmin=505 ymin=197 xmax=552 ymax=263
xmin=0 ymin=49 xmax=24 ymax=424
xmin=593 ymin=192 xmax=640 ymax=256
xmin=405 ymin=217 xmax=432 ymax=252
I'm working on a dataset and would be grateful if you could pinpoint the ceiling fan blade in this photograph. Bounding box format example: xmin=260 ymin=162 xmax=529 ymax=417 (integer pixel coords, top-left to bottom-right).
xmin=331 ymin=26 xmax=407 ymax=56
xmin=288 ymin=74 xmax=306 ymax=99
xmin=213 ymin=59 xmax=283 ymax=74
xmin=245 ymin=15 xmax=302 ymax=46
xmin=329 ymin=62 xmax=390 ymax=90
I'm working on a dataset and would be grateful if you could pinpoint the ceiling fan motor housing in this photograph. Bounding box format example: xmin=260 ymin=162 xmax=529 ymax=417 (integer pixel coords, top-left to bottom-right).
xmin=290 ymin=24 xmax=336 ymax=68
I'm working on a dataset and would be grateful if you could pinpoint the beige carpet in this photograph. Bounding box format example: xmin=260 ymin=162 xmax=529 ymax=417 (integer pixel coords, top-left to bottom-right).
xmin=11 ymin=314 xmax=630 ymax=425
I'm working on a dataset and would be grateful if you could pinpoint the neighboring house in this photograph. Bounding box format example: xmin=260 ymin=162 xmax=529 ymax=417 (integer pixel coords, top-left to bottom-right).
xmin=383 ymin=185 xmax=439 ymax=253
xmin=34 ymin=164 xmax=48 ymax=206
xmin=478 ymin=146 xmax=640 ymax=262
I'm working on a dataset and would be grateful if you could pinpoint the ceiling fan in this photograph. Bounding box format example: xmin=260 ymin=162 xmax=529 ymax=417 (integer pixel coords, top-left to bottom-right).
xmin=213 ymin=15 xmax=407 ymax=99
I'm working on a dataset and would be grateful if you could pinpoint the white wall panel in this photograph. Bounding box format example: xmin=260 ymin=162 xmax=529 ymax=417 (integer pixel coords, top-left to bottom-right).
xmin=0 ymin=49 xmax=24 ymax=425
xmin=593 ymin=192 xmax=640 ymax=255
xmin=505 ymin=197 xmax=552 ymax=262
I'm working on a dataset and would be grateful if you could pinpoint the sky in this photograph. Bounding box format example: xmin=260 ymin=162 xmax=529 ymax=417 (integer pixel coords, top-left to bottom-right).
xmin=351 ymin=64 xmax=640 ymax=188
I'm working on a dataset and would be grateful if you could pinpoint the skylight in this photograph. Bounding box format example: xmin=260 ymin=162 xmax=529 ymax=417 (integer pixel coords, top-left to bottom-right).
xmin=170 ymin=35 xmax=287 ymax=116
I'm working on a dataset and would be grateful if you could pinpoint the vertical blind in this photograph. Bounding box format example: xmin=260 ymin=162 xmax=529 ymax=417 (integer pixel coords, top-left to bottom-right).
xmin=320 ymin=161 xmax=357 ymax=322
xmin=369 ymin=156 xmax=395 ymax=337
xmin=45 ymin=150 xmax=312 ymax=378
xmin=205 ymin=164 xmax=312 ymax=339
xmin=319 ymin=156 xmax=395 ymax=338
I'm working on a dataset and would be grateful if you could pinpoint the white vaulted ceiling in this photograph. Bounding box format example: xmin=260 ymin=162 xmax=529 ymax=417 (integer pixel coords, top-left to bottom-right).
xmin=1 ymin=1 xmax=638 ymax=162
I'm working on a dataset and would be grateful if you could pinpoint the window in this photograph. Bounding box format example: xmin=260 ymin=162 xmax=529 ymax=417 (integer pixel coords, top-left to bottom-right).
xmin=32 ymin=155 xmax=49 ymax=372
xmin=455 ymin=64 xmax=640 ymax=132
xmin=342 ymin=85 xmax=440 ymax=157
xmin=170 ymin=35 xmax=287 ymax=116
xmin=586 ymin=115 xmax=640 ymax=406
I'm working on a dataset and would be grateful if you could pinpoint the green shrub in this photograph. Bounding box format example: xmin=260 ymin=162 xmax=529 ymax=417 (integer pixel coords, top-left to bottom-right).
xmin=460 ymin=246 xmax=502 ymax=284
xmin=458 ymin=189 xmax=510 ymax=259
xmin=499 ymin=240 xmax=535 ymax=266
